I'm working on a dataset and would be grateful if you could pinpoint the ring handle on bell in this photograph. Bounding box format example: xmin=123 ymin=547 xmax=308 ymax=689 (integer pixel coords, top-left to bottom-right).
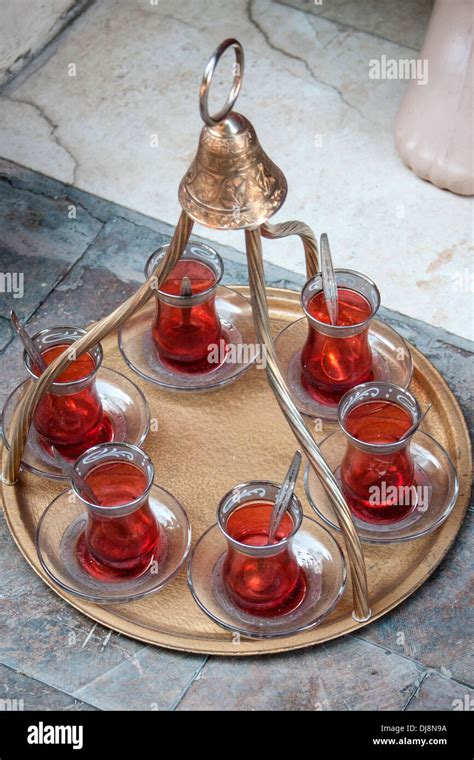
xmin=199 ymin=38 xmax=245 ymax=126
xmin=2 ymin=212 xmax=194 ymax=485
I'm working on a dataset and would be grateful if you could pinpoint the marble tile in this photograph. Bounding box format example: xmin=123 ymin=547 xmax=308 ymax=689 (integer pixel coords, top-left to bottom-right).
xmin=176 ymin=636 xmax=423 ymax=710
xmin=0 ymin=0 xmax=471 ymax=338
xmin=407 ymin=671 xmax=474 ymax=711
xmin=0 ymin=97 xmax=77 ymax=183
xmin=0 ymin=0 xmax=93 ymax=86
xmin=278 ymin=0 xmax=434 ymax=50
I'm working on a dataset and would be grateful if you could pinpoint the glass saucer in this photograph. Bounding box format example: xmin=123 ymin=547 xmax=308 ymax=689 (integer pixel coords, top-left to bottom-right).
xmin=274 ymin=317 xmax=413 ymax=421
xmin=1 ymin=367 xmax=150 ymax=480
xmin=36 ymin=483 xmax=191 ymax=603
xmin=187 ymin=517 xmax=346 ymax=639
xmin=304 ymin=430 xmax=459 ymax=544
xmin=118 ymin=287 xmax=258 ymax=392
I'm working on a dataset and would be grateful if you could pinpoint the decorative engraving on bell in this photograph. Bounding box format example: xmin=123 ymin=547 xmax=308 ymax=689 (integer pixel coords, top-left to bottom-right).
xmin=179 ymin=114 xmax=287 ymax=230
xmin=178 ymin=39 xmax=287 ymax=230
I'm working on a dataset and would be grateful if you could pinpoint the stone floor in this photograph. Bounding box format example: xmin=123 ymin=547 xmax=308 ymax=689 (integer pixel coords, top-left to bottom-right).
xmin=0 ymin=160 xmax=472 ymax=711
xmin=0 ymin=0 xmax=472 ymax=339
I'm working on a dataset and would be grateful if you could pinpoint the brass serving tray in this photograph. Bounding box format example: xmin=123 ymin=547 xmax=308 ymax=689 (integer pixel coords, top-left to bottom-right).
xmin=1 ymin=287 xmax=471 ymax=655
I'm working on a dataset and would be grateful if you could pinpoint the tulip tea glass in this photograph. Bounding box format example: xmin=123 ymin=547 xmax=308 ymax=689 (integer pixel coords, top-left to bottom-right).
xmin=36 ymin=441 xmax=191 ymax=602
xmin=338 ymin=382 xmax=421 ymax=524
xmin=146 ymin=243 xmax=225 ymax=373
xmin=217 ymin=483 xmax=307 ymax=617
xmin=71 ymin=443 xmax=167 ymax=581
xmin=25 ymin=327 xmax=113 ymax=460
xmin=301 ymin=270 xmax=380 ymax=406
xmin=188 ymin=479 xmax=347 ymax=638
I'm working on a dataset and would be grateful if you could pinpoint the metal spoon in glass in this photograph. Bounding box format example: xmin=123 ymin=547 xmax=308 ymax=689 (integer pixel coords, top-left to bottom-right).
xmin=180 ymin=275 xmax=192 ymax=327
xmin=320 ymin=233 xmax=339 ymax=326
xmin=266 ymin=450 xmax=302 ymax=545
xmin=51 ymin=446 xmax=99 ymax=504
xmin=10 ymin=310 xmax=47 ymax=372
xmin=405 ymin=402 xmax=432 ymax=438
xmin=180 ymin=276 xmax=193 ymax=298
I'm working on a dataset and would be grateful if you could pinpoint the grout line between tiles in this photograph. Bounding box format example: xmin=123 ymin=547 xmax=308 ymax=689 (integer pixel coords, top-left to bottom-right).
xmin=170 ymin=656 xmax=210 ymax=711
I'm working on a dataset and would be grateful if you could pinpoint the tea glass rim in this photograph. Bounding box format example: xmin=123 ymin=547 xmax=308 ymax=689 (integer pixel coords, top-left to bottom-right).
xmin=145 ymin=242 xmax=224 ymax=302
xmin=71 ymin=442 xmax=155 ymax=514
xmin=301 ymin=268 xmax=381 ymax=332
xmin=338 ymin=381 xmax=422 ymax=453
xmin=217 ymin=479 xmax=303 ymax=555
xmin=24 ymin=326 xmax=103 ymax=390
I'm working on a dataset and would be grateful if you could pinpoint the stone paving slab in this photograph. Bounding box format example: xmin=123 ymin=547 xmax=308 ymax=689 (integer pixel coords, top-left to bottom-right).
xmin=73 ymin=648 xmax=205 ymax=712
xmin=358 ymin=514 xmax=474 ymax=688
xmin=0 ymin=510 xmax=143 ymax=695
xmin=0 ymin=168 xmax=102 ymax=327
xmin=0 ymin=316 xmax=12 ymax=353
xmin=406 ymin=671 xmax=474 ymax=712
xmin=176 ymin=638 xmax=423 ymax=711
xmin=0 ymin=663 xmax=97 ymax=712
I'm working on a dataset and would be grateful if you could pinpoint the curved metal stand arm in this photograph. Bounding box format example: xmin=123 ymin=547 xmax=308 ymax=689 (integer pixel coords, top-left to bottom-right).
xmin=3 ymin=212 xmax=194 ymax=485
xmin=261 ymin=221 xmax=319 ymax=280
xmin=245 ymin=226 xmax=371 ymax=621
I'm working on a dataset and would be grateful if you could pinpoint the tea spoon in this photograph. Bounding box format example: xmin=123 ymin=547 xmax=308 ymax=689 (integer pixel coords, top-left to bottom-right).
xmin=320 ymin=233 xmax=339 ymax=326
xmin=51 ymin=446 xmax=99 ymax=504
xmin=10 ymin=310 xmax=47 ymax=372
xmin=180 ymin=276 xmax=193 ymax=327
xmin=267 ymin=450 xmax=302 ymax=545
xmin=180 ymin=276 xmax=193 ymax=298
xmin=404 ymin=402 xmax=432 ymax=439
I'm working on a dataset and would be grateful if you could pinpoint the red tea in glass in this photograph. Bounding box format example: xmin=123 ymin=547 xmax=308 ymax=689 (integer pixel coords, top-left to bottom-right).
xmin=339 ymin=383 xmax=421 ymax=524
xmin=218 ymin=483 xmax=306 ymax=617
xmin=73 ymin=444 xmax=166 ymax=581
xmin=301 ymin=270 xmax=380 ymax=405
xmin=145 ymin=243 xmax=225 ymax=374
xmin=25 ymin=327 xmax=112 ymax=460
